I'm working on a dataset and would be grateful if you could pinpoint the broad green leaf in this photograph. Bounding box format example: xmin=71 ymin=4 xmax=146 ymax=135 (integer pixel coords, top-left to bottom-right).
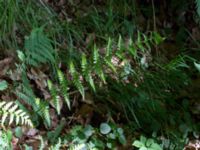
xmin=0 ymin=80 xmax=8 ymax=91
xmin=140 ymin=136 xmax=147 ymax=144
xmin=146 ymin=139 xmax=154 ymax=147
xmin=139 ymin=147 xmax=148 ymax=150
xmin=118 ymin=134 xmax=126 ymax=145
xmin=194 ymin=62 xmax=200 ymax=72
xmin=15 ymin=127 xmax=23 ymax=138
xmin=133 ymin=141 xmax=144 ymax=148
xmin=100 ymin=123 xmax=111 ymax=135
xmin=84 ymin=125 xmax=94 ymax=137
xmin=150 ymin=143 xmax=162 ymax=150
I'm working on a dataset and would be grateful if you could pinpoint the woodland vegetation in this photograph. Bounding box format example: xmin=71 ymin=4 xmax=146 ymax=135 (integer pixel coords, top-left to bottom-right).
xmin=0 ymin=0 xmax=200 ymax=149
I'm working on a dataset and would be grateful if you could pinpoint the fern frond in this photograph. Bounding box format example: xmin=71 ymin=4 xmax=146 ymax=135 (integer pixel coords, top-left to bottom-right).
xmin=70 ymin=62 xmax=85 ymax=99
xmin=136 ymin=31 xmax=145 ymax=52
xmin=81 ymin=53 xmax=87 ymax=75
xmin=73 ymin=73 xmax=85 ymax=99
xmin=0 ymin=101 xmax=33 ymax=127
xmin=106 ymin=37 xmax=112 ymax=57
xmin=143 ymin=34 xmax=151 ymax=50
xmin=16 ymin=92 xmax=36 ymax=108
xmin=104 ymin=57 xmax=117 ymax=73
xmin=24 ymin=28 xmax=55 ymax=66
xmin=93 ymin=45 xmax=99 ymax=64
xmin=69 ymin=61 xmax=76 ymax=74
xmin=81 ymin=53 xmax=96 ymax=91
xmin=117 ymin=35 xmax=122 ymax=50
xmin=49 ymin=138 xmax=62 ymax=150
xmin=57 ymin=70 xmax=70 ymax=110
xmin=35 ymin=98 xmax=51 ymax=127
xmin=95 ymin=63 xmax=106 ymax=83
xmin=47 ymin=80 xmax=61 ymax=114
xmin=128 ymin=38 xmax=137 ymax=58
xmin=86 ymin=72 xmax=95 ymax=91
xmin=69 ymin=143 xmax=88 ymax=150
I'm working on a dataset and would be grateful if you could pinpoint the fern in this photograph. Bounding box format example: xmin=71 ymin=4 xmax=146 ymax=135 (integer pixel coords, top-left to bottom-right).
xmin=81 ymin=53 xmax=96 ymax=91
xmin=0 ymin=101 xmax=33 ymax=127
xmin=196 ymin=0 xmax=200 ymax=17
xmin=70 ymin=61 xmax=85 ymax=99
xmin=106 ymin=37 xmax=112 ymax=57
xmin=92 ymin=46 xmax=106 ymax=83
xmin=49 ymin=138 xmax=62 ymax=150
xmin=86 ymin=72 xmax=96 ymax=91
xmin=24 ymin=28 xmax=55 ymax=66
xmin=17 ymin=71 xmax=51 ymax=127
xmin=47 ymin=80 xmax=61 ymax=114
xmin=0 ymin=130 xmax=12 ymax=150
xmin=35 ymin=98 xmax=51 ymax=127
xmin=47 ymin=69 xmax=70 ymax=112
xmin=57 ymin=70 xmax=70 ymax=109
xmin=81 ymin=53 xmax=87 ymax=74
xmin=69 ymin=144 xmax=89 ymax=150
xmin=93 ymin=45 xmax=99 ymax=64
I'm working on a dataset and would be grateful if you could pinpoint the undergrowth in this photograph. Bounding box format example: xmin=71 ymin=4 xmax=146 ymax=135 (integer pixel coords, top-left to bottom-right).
xmin=0 ymin=0 xmax=199 ymax=150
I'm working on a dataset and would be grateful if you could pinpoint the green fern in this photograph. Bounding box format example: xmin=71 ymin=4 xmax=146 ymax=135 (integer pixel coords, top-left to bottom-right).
xmin=47 ymin=80 xmax=61 ymax=114
xmin=57 ymin=70 xmax=70 ymax=109
xmin=93 ymin=45 xmax=99 ymax=65
xmin=35 ymin=98 xmax=51 ymax=127
xmin=70 ymin=61 xmax=85 ymax=99
xmin=17 ymin=71 xmax=51 ymax=127
xmin=196 ymin=0 xmax=200 ymax=17
xmin=0 ymin=130 xmax=12 ymax=150
xmin=24 ymin=28 xmax=55 ymax=66
xmin=69 ymin=144 xmax=89 ymax=150
xmin=47 ymin=69 xmax=70 ymax=112
xmin=106 ymin=37 xmax=112 ymax=57
xmin=0 ymin=101 xmax=33 ymax=127
xmin=92 ymin=46 xmax=106 ymax=83
xmin=49 ymin=138 xmax=62 ymax=150
xmin=81 ymin=53 xmax=87 ymax=74
xmin=81 ymin=53 xmax=96 ymax=91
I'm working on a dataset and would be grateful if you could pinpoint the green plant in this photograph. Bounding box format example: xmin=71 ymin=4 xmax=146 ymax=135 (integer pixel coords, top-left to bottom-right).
xmin=133 ymin=136 xmax=162 ymax=150
xmin=0 ymin=101 xmax=33 ymax=127
xmin=24 ymin=28 xmax=56 ymax=67
xmin=0 ymin=80 xmax=8 ymax=91
xmin=196 ymin=0 xmax=200 ymax=17
xmin=62 ymin=123 xmax=126 ymax=150
xmin=0 ymin=130 xmax=12 ymax=150
xmin=47 ymin=69 xmax=70 ymax=113
xmin=0 ymin=0 xmax=18 ymax=48
xmin=49 ymin=138 xmax=62 ymax=150
xmin=0 ymin=77 xmax=33 ymax=127
xmin=16 ymin=71 xmax=51 ymax=127
xmin=16 ymin=50 xmax=51 ymax=127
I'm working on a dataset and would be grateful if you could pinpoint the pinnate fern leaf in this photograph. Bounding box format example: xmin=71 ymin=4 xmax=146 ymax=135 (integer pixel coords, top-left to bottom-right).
xmin=47 ymin=80 xmax=61 ymax=114
xmin=0 ymin=101 xmax=33 ymax=127
xmin=24 ymin=28 xmax=55 ymax=66
xmin=57 ymin=70 xmax=70 ymax=109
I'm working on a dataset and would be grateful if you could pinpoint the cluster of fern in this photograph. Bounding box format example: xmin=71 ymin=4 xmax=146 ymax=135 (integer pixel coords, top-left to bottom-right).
xmin=0 ymin=80 xmax=33 ymax=127
xmin=14 ymin=28 xmax=163 ymax=128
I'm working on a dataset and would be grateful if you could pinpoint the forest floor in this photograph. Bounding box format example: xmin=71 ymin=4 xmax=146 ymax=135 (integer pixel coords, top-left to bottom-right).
xmin=0 ymin=0 xmax=200 ymax=150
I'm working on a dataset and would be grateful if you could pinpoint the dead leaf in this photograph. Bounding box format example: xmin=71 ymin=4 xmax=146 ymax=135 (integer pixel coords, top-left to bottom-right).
xmin=12 ymin=136 xmax=19 ymax=150
xmin=0 ymin=57 xmax=13 ymax=77
xmin=26 ymin=128 xmax=38 ymax=137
